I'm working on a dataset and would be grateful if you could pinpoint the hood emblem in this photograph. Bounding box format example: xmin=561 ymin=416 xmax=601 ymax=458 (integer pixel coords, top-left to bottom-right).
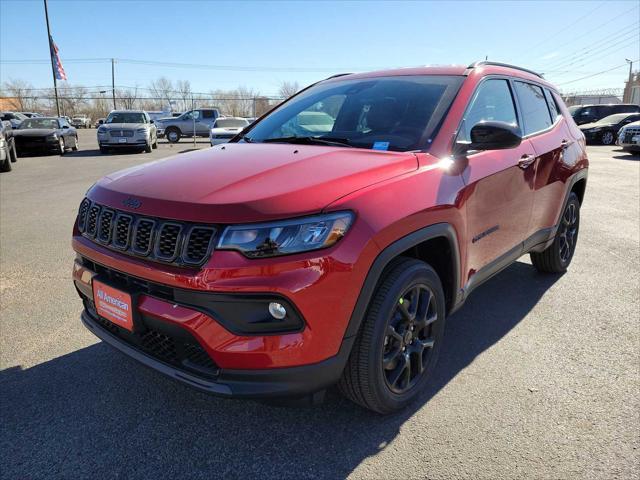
xmin=122 ymin=197 xmax=142 ymax=209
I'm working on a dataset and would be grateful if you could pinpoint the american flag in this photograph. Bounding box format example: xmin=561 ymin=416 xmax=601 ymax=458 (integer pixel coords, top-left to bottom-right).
xmin=49 ymin=36 xmax=67 ymax=81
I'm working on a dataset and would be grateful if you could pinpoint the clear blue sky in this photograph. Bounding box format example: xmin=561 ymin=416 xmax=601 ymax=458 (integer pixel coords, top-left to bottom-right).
xmin=1 ymin=0 xmax=638 ymax=96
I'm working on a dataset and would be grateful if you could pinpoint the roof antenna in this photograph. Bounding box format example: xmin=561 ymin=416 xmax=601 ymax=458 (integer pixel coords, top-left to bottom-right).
xmin=485 ymin=55 xmax=488 ymax=61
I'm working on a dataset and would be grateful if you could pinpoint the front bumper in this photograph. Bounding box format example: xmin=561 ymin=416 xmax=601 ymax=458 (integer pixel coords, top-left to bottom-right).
xmin=74 ymin=258 xmax=353 ymax=397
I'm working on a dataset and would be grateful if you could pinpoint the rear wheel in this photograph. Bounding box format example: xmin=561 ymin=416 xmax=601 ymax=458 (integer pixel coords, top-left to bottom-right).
xmin=600 ymin=131 xmax=614 ymax=145
xmin=166 ymin=128 xmax=180 ymax=143
xmin=338 ymin=257 xmax=446 ymax=414
xmin=530 ymin=192 xmax=580 ymax=273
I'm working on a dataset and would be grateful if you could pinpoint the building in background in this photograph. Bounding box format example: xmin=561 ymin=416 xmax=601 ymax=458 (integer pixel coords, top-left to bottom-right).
xmin=623 ymin=72 xmax=640 ymax=104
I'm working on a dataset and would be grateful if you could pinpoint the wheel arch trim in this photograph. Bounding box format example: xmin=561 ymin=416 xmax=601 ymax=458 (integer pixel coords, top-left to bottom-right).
xmin=343 ymin=223 xmax=461 ymax=339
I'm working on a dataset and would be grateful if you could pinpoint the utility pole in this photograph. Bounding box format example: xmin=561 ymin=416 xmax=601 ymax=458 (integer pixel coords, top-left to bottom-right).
xmin=626 ymin=59 xmax=633 ymax=103
xmin=43 ymin=0 xmax=60 ymax=116
xmin=111 ymin=58 xmax=117 ymax=110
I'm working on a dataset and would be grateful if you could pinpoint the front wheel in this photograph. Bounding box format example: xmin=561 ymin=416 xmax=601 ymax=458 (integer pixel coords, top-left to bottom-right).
xmin=166 ymin=128 xmax=180 ymax=143
xmin=71 ymin=136 xmax=79 ymax=151
xmin=530 ymin=192 xmax=580 ymax=273
xmin=144 ymin=141 xmax=152 ymax=153
xmin=152 ymin=135 xmax=158 ymax=149
xmin=600 ymin=131 xmax=614 ymax=145
xmin=338 ymin=257 xmax=446 ymax=414
xmin=58 ymin=138 xmax=65 ymax=156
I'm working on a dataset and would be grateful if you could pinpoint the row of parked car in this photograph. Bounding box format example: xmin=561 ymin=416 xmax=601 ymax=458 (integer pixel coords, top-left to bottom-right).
xmin=96 ymin=107 xmax=255 ymax=153
xmin=569 ymin=103 xmax=639 ymax=149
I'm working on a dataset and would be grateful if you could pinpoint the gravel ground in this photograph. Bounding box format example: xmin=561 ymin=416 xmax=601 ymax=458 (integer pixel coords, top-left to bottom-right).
xmin=1 ymin=130 xmax=638 ymax=479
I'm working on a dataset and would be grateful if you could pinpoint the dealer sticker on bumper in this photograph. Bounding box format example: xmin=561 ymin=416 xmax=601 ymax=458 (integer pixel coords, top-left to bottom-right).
xmin=93 ymin=280 xmax=133 ymax=331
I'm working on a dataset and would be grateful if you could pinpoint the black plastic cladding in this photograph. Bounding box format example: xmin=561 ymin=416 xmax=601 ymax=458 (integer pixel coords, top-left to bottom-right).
xmin=77 ymin=199 xmax=216 ymax=267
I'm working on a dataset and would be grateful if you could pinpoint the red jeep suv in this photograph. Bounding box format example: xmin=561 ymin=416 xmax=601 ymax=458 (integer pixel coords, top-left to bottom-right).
xmin=72 ymin=62 xmax=588 ymax=413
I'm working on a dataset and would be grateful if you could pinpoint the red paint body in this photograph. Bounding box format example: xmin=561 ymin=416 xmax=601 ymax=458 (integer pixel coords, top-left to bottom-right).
xmin=72 ymin=64 xmax=588 ymax=379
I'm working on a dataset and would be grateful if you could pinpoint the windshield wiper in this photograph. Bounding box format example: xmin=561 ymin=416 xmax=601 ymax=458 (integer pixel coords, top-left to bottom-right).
xmin=261 ymin=136 xmax=353 ymax=147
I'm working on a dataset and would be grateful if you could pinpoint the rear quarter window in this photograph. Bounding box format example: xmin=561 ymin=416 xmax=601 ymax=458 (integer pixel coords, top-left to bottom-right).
xmin=514 ymin=81 xmax=552 ymax=135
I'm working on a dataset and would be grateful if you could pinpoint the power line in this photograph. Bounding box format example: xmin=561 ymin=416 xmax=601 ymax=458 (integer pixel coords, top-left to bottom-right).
xmin=557 ymin=60 xmax=638 ymax=87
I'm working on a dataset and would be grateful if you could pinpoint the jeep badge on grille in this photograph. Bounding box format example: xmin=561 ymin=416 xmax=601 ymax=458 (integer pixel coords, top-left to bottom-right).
xmin=122 ymin=197 xmax=142 ymax=209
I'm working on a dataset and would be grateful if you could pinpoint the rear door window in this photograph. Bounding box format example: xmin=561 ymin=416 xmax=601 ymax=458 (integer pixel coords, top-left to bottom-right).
xmin=202 ymin=110 xmax=217 ymax=119
xmin=459 ymin=79 xmax=518 ymax=142
xmin=513 ymin=81 xmax=552 ymax=135
xmin=544 ymin=89 xmax=561 ymax=122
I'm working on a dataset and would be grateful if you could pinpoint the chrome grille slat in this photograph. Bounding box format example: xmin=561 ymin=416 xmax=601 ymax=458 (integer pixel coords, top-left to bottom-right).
xmin=77 ymin=199 xmax=216 ymax=267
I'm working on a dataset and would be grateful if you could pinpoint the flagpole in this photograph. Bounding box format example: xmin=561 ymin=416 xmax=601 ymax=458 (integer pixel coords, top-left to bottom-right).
xmin=43 ymin=0 xmax=60 ymax=116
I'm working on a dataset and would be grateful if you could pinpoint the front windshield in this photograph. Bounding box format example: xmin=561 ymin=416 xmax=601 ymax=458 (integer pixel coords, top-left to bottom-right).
xmin=106 ymin=112 xmax=146 ymax=124
xmin=215 ymin=118 xmax=249 ymax=128
xmin=14 ymin=112 xmax=27 ymax=120
xmin=595 ymin=113 xmax=630 ymax=125
xmin=244 ymin=75 xmax=464 ymax=152
xmin=20 ymin=118 xmax=60 ymax=129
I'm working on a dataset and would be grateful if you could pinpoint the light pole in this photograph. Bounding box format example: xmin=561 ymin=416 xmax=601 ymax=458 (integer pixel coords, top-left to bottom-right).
xmin=626 ymin=59 xmax=633 ymax=102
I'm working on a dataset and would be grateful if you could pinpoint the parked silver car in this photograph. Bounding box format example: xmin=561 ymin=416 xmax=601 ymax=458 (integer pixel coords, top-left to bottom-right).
xmin=71 ymin=115 xmax=91 ymax=128
xmin=155 ymin=107 xmax=220 ymax=143
xmin=209 ymin=117 xmax=249 ymax=145
xmin=617 ymin=120 xmax=640 ymax=153
xmin=97 ymin=110 xmax=158 ymax=154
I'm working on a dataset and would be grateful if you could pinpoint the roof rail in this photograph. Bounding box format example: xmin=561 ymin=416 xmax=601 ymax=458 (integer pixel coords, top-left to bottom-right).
xmin=468 ymin=61 xmax=543 ymax=78
xmin=324 ymin=73 xmax=353 ymax=80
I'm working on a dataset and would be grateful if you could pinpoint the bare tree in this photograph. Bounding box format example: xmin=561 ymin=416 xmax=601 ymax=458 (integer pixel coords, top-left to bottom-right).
xmin=117 ymin=87 xmax=139 ymax=110
xmin=278 ymin=81 xmax=300 ymax=100
xmin=1 ymin=78 xmax=37 ymax=111
xmin=176 ymin=80 xmax=192 ymax=111
xmin=148 ymin=77 xmax=173 ymax=110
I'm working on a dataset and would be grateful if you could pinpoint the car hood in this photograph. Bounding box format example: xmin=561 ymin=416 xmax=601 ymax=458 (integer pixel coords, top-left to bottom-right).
xmin=13 ymin=128 xmax=57 ymax=137
xmin=89 ymin=143 xmax=418 ymax=223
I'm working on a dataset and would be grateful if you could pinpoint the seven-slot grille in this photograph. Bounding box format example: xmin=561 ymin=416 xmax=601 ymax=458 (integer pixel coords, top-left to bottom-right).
xmin=77 ymin=199 xmax=216 ymax=267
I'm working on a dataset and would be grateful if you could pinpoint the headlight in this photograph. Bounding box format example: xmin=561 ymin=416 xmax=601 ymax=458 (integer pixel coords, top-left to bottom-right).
xmin=587 ymin=127 xmax=602 ymax=133
xmin=97 ymin=127 xmax=107 ymax=134
xmin=46 ymin=133 xmax=58 ymax=141
xmin=136 ymin=128 xmax=147 ymax=134
xmin=217 ymin=212 xmax=354 ymax=258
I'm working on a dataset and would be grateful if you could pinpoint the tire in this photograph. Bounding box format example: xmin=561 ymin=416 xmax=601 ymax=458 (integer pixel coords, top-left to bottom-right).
xmin=600 ymin=131 xmax=614 ymax=145
xmin=530 ymin=192 xmax=580 ymax=273
xmin=58 ymin=137 xmax=65 ymax=156
xmin=152 ymin=135 xmax=158 ymax=149
xmin=71 ymin=136 xmax=79 ymax=151
xmin=9 ymin=140 xmax=17 ymax=162
xmin=99 ymin=146 xmax=109 ymax=154
xmin=166 ymin=128 xmax=180 ymax=143
xmin=0 ymin=153 xmax=11 ymax=172
xmin=144 ymin=141 xmax=152 ymax=153
xmin=338 ymin=257 xmax=446 ymax=414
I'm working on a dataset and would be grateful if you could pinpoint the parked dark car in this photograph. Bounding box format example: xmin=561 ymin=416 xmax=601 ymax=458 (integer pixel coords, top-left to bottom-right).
xmin=13 ymin=117 xmax=78 ymax=155
xmin=0 ymin=111 xmax=28 ymax=129
xmin=0 ymin=121 xmax=18 ymax=172
xmin=579 ymin=113 xmax=640 ymax=145
xmin=569 ymin=103 xmax=640 ymax=126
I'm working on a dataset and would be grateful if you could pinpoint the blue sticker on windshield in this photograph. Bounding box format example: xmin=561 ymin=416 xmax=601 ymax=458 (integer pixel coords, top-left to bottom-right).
xmin=372 ymin=141 xmax=390 ymax=151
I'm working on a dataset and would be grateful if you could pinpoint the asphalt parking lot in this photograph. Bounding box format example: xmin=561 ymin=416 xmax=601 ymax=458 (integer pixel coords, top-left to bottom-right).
xmin=1 ymin=129 xmax=638 ymax=479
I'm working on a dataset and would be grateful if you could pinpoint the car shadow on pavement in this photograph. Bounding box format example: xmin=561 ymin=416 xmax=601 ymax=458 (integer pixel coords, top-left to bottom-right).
xmin=1 ymin=261 xmax=561 ymax=479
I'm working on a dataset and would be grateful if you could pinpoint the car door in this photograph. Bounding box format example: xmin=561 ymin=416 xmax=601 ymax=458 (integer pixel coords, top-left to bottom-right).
xmin=458 ymin=78 xmax=536 ymax=284
xmin=512 ymin=81 xmax=568 ymax=242
xmin=178 ymin=111 xmax=193 ymax=134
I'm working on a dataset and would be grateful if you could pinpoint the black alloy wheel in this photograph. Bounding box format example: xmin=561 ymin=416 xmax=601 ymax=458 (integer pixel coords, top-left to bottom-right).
xmin=382 ymin=284 xmax=438 ymax=394
xmin=600 ymin=131 xmax=614 ymax=145
xmin=558 ymin=200 xmax=578 ymax=264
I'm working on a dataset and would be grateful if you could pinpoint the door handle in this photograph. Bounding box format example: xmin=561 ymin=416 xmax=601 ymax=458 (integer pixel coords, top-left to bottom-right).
xmin=561 ymin=139 xmax=574 ymax=149
xmin=518 ymin=154 xmax=536 ymax=169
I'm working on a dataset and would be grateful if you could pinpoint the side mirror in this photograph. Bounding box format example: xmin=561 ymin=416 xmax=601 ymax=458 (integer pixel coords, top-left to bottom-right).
xmin=62 ymin=125 xmax=70 ymax=129
xmin=150 ymin=119 xmax=155 ymax=124
xmin=455 ymin=121 xmax=522 ymax=155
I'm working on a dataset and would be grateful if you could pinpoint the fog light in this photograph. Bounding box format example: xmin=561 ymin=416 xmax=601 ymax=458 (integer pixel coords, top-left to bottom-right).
xmin=268 ymin=302 xmax=287 ymax=320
